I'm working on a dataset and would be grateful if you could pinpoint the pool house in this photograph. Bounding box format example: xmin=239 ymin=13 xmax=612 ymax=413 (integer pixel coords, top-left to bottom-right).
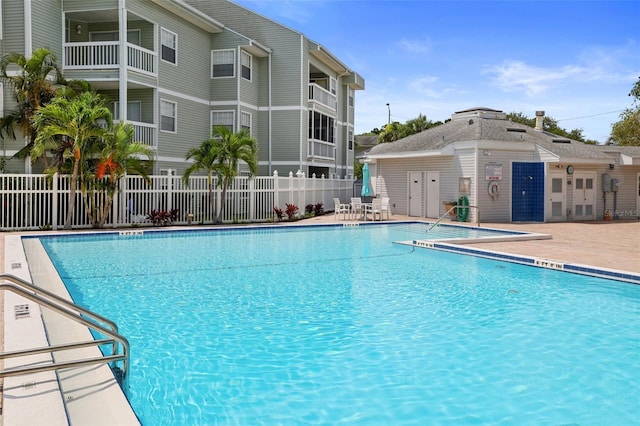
xmin=363 ymin=107 xmax=640 ymax=223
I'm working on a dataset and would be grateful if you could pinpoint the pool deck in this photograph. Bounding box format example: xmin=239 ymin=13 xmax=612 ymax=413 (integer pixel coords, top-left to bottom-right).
xmin=0 ymin=216 xmax=639 ymax=425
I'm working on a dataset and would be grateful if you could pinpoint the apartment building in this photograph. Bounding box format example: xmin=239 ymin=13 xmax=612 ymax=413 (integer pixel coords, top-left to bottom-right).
xmin=1 ymin=0 xmax=364 ymax=177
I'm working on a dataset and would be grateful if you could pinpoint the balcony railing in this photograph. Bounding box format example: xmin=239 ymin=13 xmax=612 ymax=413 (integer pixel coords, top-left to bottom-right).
xmin=64 ymin=42 xmax=156 ymax=76
xmin=308 ymin=83 xmax=337 ymax=110
xmin=116 ymin=120 xmax=157 ymax=147
xmin=308 ymin=139 xmax=336 ymax=160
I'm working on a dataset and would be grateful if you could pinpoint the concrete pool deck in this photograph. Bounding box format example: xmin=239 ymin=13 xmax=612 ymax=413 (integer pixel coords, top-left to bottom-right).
xmin=0 ymin=216 xmax=638 ymax=425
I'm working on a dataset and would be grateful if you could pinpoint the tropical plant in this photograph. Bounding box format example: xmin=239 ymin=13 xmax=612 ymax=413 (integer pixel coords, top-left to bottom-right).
xmin=273 ymin=206 xmax=283 ymax=220
xmin=84 ymin=121 xmax=155 ymax=227
xmin=31 ymin=91 xmax=112 ymax=229
xmin=0 ymin=48 xmax=66 ymax=166
xmin=183 ymin=126 xmax=258 ymax=224
xmin=285 ymin=203 xmax=299 ymax=220
xmin=183 ymin=138 xmax=219 ymax=221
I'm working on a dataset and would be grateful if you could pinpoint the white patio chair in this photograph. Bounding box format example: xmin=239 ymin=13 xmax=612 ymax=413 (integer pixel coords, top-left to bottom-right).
xmin=364 ymin=198 xmax=383 ymax=221
xmin=381 ymin=197 xmax=392 ymax=220
xmin=333 ymin=198 xmax=350 ymax=220
xmin=350 ymin=197 xmax=363 ymax=220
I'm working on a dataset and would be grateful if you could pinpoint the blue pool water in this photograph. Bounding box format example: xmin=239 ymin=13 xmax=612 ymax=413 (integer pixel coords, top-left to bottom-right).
xmin=38 ymin=223 xmax=640 ymax=425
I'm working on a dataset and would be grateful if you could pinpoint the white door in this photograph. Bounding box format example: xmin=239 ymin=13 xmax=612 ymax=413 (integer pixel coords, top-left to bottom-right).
xmin=426 ymin=171 xmax=440 ymax=218
xmin=573 ymin=173 xmax=596 ymax=220
xmin=548 ymin=172 xmax=565 ymax=221
xmin=408 ymin=172 xmax=423 ymax=216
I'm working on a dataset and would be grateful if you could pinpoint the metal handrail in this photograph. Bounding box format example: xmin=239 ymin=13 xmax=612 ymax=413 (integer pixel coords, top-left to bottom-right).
xmin=0 ymin=274 xmax=129 ymax=392
xmin=427 ymin=205 xmax=481 ymax=232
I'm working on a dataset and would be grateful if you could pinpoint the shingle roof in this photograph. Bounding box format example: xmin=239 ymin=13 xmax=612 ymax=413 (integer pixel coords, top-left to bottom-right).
xmin=366 ymin=108 xmax=624 ymax=162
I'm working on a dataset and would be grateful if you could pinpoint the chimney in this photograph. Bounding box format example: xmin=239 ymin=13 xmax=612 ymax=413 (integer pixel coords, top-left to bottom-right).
xmin=534 ymin=111 xmax=545 ymax=131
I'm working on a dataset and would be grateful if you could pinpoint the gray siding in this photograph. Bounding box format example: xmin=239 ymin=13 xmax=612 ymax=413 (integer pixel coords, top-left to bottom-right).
xmin=31 ymin=1 xmax=63 ymax=57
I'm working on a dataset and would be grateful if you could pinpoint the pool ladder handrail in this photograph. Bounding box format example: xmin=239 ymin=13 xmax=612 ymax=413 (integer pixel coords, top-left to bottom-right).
xmin=0 ymin=273 xmax=130 ymax=392
xmin=427 ymin=205 xmax=481 ymax=232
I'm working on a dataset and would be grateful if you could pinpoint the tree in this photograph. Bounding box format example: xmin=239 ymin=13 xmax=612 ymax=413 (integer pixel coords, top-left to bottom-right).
xmin=183 ymin=127 xmax=258 ymax=224
xmin=86 ymin=122 xmax=155 ymax=227
xmin=183 ymin=137 xmax=220 ymax=222
xmin=609 ymin=77 xmax=640 ymax=146
xmin=506 ymin=112 xmax=598 ymax=144
xmin=610 ymin=107 xmax=640 ymax=146
xmin=0 ymin=48 xmax=66 ymax=166
xmin=377 ymin=113 xmax=442 ymax=143
xmin=31 ymin=91 xmax=112 ymax=229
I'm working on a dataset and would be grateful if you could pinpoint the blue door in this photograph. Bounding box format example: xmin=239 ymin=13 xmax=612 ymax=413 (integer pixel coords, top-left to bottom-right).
xmin=512 ymin=162 xmax=544 ymax=222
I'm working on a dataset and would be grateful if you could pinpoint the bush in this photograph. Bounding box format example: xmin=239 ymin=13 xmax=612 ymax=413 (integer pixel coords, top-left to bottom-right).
xmin=284 ymin=203 xmax=299 ymax=220
xmin=147 ymin=208 xmax=179 ymax=226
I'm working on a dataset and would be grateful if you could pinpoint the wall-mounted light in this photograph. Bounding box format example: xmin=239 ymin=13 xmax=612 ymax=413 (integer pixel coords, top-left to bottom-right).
xmin=75 ymin=24 xmax=82 ymax=35
xmin=609 ymin=164 xmax=615 ymax=170
xmin=483 ymin=150 xmax=491 ymax=156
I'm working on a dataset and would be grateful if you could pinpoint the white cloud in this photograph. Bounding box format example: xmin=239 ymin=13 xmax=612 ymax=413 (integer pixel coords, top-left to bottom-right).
xmin=397 ymin=36 xmax=432 ymax=53
xmin=486 ymin=61 xmax=588 ymax=96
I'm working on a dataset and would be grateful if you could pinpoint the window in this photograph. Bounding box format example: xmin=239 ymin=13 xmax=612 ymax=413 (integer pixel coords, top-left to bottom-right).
xmin=212 ymin=49 xmax=235 ymax=78
xmin=348 ymin=130 xmax=353 ymax=150
xmin=160 ymin=99 xmax=176 ymax=132
xmin=349 ymin=88 xmax=354 ymax=108
xmin=113 ymin=101 xmax=141 ymax=122
xmin=212 ymin=111 xmax=234 ymax=134
xmin=308 ymin=111 xmax=335 ymax=143
xmin=240 ymin=111 xmax=251 ymax=133
xmin=241 ymin=51 xmax=252 ymax=80
xmin=330 ymin=77 xmax=336 ymax=95
xmin=161 ymin=28 xmax=177 ymax=64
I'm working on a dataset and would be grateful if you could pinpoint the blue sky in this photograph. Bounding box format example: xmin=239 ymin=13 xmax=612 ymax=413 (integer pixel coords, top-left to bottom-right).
xmin=232 ymin=0 xmax=639 ymax=143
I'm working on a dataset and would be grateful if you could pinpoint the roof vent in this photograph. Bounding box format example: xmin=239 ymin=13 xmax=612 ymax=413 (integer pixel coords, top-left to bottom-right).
xmin=552 ymin=139 xmax=571 ymax=144
xmin=507 ymin=128 xmax=526 ymax=133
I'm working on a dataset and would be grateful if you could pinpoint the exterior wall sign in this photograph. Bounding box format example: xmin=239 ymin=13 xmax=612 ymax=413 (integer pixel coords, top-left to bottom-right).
xmin=485 ymin=163 xmax=503 ymax=180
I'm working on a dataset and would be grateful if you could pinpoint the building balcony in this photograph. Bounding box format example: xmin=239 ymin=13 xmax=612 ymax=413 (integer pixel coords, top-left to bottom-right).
xmin=308 ymin=83 xmax=336 ymax=111
xmin=308 ymin=139 xmax=336 ymax=161
xmin=118 ymin=120 xmax=157 ymax=147
xmin=64 ymin=42 xmax=157 ymax=77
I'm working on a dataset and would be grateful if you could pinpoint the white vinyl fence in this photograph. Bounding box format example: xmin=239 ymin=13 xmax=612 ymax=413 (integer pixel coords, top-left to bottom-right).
xmin=0 ymin=171 xmax=354 ymax=230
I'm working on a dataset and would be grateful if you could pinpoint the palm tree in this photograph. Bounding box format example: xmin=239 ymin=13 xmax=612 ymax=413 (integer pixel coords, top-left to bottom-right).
xmin=182 ymin=126 xmax=258 ymax=224
xmin=88 ymin=122 xmax=155 ymax=227
xmin=31 ymin=91 xmax=112 ymax=229
xmin=183 ymin=138 xmax=219 ymax=221
xmin=210 ymin=127 xmax=258 ymax=224
xmin=0 ymin=48 xmax=66 ymax=166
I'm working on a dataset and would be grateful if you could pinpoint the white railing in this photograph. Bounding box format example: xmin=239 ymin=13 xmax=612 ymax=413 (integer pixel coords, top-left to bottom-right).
xmin=127 ymin=43 xmax=156 ymax=76
xmin=114 ymin=120 xmax=156 ymax=147
xmin=308 ymin=83 xmax=337 ymax=110
xmin=308 ymin=139 xmax=336 ymax=160
xmin=0 ymin=171 xmax=354 ymax=230
xmin=64 ymin=42 xmax=157 ymax=75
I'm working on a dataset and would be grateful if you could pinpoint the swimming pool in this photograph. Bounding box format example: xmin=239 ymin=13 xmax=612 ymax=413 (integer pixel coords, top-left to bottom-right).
xmin=37 ymin=223 xmax=640 ymax=425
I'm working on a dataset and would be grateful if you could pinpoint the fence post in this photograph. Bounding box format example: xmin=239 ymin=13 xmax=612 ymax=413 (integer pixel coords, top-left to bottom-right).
xmin=273 ymin=170 xmax=279 ymax=212
xmin=52 ymin=173 xmax=59 ymax=231
xmin=248 ymin=176 xmax=255 ymax=222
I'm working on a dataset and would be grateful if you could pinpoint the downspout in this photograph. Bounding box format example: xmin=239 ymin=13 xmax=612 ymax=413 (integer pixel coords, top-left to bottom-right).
xmin=119 ymin=0 xmax=127 ymax=124
xmin=268 ymin=51 xmax=272 ymax=174
xmin=299 ymin=34 xmax=304 ymax=172
xmin=24 ymin=0 xmax=33 ymax=173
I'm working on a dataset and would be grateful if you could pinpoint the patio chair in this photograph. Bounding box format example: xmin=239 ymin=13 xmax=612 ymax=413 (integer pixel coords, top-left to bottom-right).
xmin=365 ymin=198 xmax=383 ymax=221
xmin=333 ymin=198 xmax=350 ymax=220
xmin=350 ymin=197 xmax=363 ymax=220
xmin=381 ymin=197 xmax=392 ymax=220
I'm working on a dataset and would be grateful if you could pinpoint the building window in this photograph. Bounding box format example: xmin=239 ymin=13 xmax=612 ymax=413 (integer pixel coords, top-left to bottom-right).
xmin=308 ymin=111 xmax=335 ymax=143
xmin=330 ymin=77 xmax=336 ymax=95
xmin=212 ymin=111 xmax=235 ymax=134
xmin=212 ymin=49 xmax=235 ymax=78
xmin=349 ymin=88 xmax=354 ymax=107
xmin=161 ymin=28 xmax=177 ymax=64
xmin=241 ymin=51 xmax=252 ymax=81
xmin=240 ymin=111 xmax=251 ymax=133
xmin=160 ymin=99 xmax=176 ymax=132
xmin=348 ymin=130 xmax=354 ymax=150
xmin=113 ymin=101 xmax=141 ymax=122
